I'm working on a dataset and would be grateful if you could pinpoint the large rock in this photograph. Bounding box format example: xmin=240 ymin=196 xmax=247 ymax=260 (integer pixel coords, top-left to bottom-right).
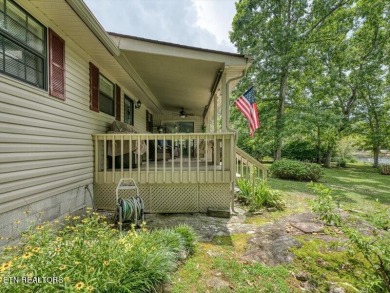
xmin=241 ymin=224 xmax=301 ymax=266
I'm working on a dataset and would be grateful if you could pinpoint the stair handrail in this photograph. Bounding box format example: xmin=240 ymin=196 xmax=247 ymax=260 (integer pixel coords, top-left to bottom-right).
xmin=235 ymin=147 xmax=267 ymax=180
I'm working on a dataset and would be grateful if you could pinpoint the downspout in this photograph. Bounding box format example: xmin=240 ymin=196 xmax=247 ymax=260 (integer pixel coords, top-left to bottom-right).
xmin=225 ymin=71 xmax=246 ymax=215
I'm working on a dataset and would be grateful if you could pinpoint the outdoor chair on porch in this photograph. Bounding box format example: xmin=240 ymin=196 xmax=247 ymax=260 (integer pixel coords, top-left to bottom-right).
xmin=149 ymin=140 xmax=173 ymax=161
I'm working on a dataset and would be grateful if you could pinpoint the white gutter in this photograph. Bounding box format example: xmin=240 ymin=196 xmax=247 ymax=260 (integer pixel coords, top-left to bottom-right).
xmin=65 ymin=0 xmax=120 ymax=57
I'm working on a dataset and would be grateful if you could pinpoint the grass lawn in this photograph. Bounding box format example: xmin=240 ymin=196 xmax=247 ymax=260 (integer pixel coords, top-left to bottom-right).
xmin=268 ymin=163 xmax=390 ymax=213
xmin=169 ymin=163 xmax=389 ymax=292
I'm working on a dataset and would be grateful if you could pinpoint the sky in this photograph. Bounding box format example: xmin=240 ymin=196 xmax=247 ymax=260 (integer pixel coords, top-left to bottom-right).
xmin=83 ymin=0 xmax=238 ymax=53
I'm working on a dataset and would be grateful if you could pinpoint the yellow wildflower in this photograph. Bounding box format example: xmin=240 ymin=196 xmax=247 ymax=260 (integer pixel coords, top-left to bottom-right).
xmin=1 ymin=261 xmax=12 ymax=271
xmin=55 ymin=237 xmax=62 ymax=242
xmin=17 ymin=264 xmax=26 ymax=269
xmin=55 ymin=248 xmax=61 ymax=253
xmin=103 ymin=260 xmax=110 ymax=266
xmin=26 ymin=272 xmax=33 ymax=278
xmin=74 ymin=261 xmax=81 ymax=265
xmin=86 ymin=285 xmax=94 ymax=292
xmin=32 ymin=247 xmax=40 ymax=253
xmin=59 ymin=264 xmax=66 ymax=271
xmin=74 ymin=282 xmax=85 ymax=290
xmin=22 ymin=252 xmax=33 ymax=259
xmin=35 ymin=225 xmax=44 ymax=231
xmin=64 ymin=277 xmax=70 ymax=283
xmin=14 ymin=220 xmax=21 ymax=225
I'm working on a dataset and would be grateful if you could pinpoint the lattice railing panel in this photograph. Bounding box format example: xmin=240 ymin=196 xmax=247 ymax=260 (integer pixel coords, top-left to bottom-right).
xmin=198 ymin=183 xmax=230 ymax=212
xmin=150 ymin=184 xmax=198 ymax=213
xmin=94 ymin=183 xmax=149 ymax=211
xmin=94 ymin=183 xmax=231 ymax=213
xmin=138 ymin=184 xmax=150 ymax=211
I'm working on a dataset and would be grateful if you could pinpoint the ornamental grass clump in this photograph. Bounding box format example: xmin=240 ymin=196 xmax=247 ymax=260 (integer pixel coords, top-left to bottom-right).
xmin=236 ymin=178 xmax=285 ymax=211
xmin=269 ymin=159 xmax=323 ymax=182
xmin=0 ymin=209 xmax=196 ymax=292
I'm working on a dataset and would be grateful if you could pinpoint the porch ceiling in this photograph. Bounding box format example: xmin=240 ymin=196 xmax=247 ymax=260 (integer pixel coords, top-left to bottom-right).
xmin=121 ymin=50 xmax=222 ymax=116
xmin=110 ymin=33 xmax=251 ymax=116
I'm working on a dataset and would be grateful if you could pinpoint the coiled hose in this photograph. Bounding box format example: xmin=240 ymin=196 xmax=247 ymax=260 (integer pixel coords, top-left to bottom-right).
xmin=117 ymin=196 xmax=144 ymax=226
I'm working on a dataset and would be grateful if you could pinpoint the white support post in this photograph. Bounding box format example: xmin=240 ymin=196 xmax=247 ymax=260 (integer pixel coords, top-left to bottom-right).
xmin=221 ymin=70 xmax=227 ymax=132
xmin=213 ymin=93 xmax=218 ymax=133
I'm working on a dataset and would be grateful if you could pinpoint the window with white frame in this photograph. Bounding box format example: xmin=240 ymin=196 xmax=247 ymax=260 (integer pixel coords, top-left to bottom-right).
xmin=0 ymin=0 xmax=46 ymax=89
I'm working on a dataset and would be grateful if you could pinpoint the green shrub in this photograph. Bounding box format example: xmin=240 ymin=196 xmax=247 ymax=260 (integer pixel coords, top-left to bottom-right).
xmin=236 ymin=178 xmax=285 ymax=211
xmin=378 ymin=164 xmax=390 ymax=175
xmin=337 ymin=158 xmax=347 ymax=168
xmin=269 ymin=159 xmax=323 ymax=182
xmin=308 ymin=182 xmax=341 ymax=226
xmin=0 ymin=211 xmax=197 ymax=292
xmin=344 ymin=228 xmax=390 ymax=292
xmin=283 ymin=140 xmax=326 ymax=162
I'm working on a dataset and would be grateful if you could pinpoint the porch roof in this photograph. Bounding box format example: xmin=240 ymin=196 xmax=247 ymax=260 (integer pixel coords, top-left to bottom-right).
xmin=109 ymin=33 xmax=252 ymax=116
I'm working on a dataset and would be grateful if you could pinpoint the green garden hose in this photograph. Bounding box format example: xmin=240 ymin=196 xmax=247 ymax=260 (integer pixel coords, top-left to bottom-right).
xmin=117 ymin=196 xmax=144 ymax=226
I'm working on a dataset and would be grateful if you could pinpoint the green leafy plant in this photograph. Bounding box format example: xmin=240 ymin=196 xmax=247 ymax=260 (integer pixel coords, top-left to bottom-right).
xmin=269 ymin=159 xmax=323 ymax=182
xmin=250 ymin=181 xmax=286 ymax=211
xmin=378 ymin=164 xmax=390 ymax=175
xmin=344 ymin=228 xmax=390 ymax=292
xmin=0 ymin=210 xmax=197 ymax=292
xmin=364 ymin=200 xmax=390 ymax=231
xmin=308 ymin=182 xmax=341 ymax=226
xmin=237 ymin=178 xmax=285 ymax=211
xmin=337 ymin=158 xmax=347 ymax=168
xmin=236 ymin=177 xmax=253 ymax=204
xmin=309 ymin=184 xmax=390 ymax=291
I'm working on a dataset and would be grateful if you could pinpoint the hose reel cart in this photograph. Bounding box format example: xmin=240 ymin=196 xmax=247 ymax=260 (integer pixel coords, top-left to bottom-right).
xmin=115 ymin=178 xmax=144 ymax=231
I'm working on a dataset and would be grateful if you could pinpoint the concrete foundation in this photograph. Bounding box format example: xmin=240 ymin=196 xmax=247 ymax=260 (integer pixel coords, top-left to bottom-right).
xmin=0 ymin=184 xmax=93 ymax=246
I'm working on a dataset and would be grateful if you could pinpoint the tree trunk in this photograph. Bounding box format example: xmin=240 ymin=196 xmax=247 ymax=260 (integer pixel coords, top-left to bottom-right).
xmin=274 ymin=70 xmax=288 ymax=161
xmin=373 ymin=146 xmax=380 ymax=168
xmin=324 ymin=146 xmax=333 ymax=168
xmin=316 ymin=125 xmax=321 ymax=163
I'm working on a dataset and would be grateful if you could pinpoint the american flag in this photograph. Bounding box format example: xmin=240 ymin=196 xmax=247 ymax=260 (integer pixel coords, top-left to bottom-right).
xmin=234 ymin=86 xmax=260 ymax=137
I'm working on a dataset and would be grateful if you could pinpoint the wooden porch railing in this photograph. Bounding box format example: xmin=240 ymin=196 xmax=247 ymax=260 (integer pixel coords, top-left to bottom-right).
xmin=92 ymin=132 xmax=236 ymax=184
xmin=235 ymin=147 xmax=267 ymax=181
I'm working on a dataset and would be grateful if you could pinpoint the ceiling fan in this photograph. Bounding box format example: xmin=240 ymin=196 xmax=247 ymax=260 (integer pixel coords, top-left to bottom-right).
xmin=177 ymin=107 xmax=195 ymax=118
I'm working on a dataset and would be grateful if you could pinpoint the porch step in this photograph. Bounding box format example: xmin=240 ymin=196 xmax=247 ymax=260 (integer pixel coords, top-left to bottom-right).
xmin=207 ymin=208 xmax=231 ymax=218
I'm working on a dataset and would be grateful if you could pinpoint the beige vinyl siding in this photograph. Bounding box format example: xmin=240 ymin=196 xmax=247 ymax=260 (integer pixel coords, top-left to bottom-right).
xmin=0 ymin=37 xmax=149 ymax=215
xmin=133 ymin=105 xmax=148 ymax=132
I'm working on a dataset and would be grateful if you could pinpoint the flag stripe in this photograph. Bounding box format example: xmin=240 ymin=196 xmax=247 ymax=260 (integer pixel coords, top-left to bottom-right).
xmin=234 ymin=86 xmax=260 ymax=137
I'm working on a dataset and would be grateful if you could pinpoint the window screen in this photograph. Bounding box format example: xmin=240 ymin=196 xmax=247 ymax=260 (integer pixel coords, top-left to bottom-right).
xmin=0 ymin=0 xmax=46 ymax=88
xmin=99 ymin=74 xmax=115 ymax=116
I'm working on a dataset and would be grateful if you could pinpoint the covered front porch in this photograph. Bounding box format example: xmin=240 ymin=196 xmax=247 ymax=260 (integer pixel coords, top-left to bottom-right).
xmin=93 ymin=34 xmax=253 ymax=213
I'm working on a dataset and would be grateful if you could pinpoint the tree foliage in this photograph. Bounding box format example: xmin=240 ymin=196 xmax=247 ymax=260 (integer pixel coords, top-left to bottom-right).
xmin=230 ymin=0 xmax=390 ymax=166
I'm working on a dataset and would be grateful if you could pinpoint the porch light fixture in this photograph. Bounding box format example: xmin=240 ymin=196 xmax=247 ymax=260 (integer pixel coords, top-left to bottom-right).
xmin=135 ymin=100 xmax=142 ymax=109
